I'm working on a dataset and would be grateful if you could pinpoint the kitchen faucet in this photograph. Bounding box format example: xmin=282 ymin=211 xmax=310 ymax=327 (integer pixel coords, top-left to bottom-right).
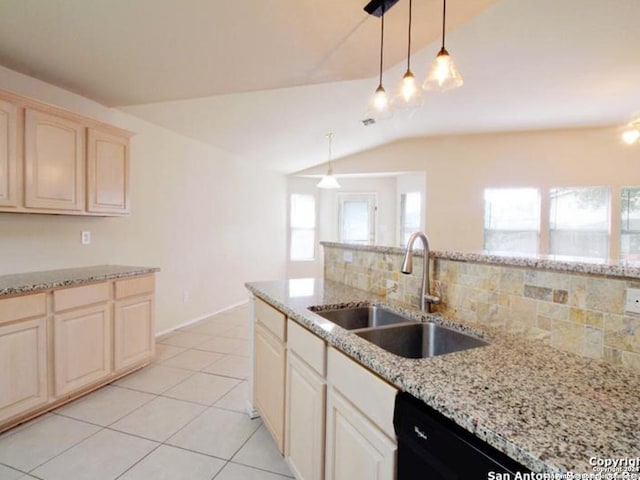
xmin=401 ymin=232 xmax=440 ymax=313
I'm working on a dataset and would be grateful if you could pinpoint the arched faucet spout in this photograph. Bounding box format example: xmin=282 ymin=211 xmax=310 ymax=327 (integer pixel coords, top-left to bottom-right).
xmin=401 ymin=232 xmax=440 ymax=313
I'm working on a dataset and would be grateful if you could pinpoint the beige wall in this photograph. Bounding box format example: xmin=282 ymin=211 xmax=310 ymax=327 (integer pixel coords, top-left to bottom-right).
xmin=298 ymin=128 xmax=640 ymax=253
xmin=0 ymin=66 xmax=287 ymax=333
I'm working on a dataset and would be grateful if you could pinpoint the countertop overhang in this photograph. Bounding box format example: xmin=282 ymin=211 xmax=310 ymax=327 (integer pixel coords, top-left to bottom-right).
xmin=246 ymin=278 xmax=640 ymax=474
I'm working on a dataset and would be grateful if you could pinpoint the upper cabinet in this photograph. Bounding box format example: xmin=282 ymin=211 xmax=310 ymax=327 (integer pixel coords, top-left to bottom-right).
xmin=0 ymin=89 xmax=133 ymax=216
xmin=87 ymin=128 xmax=130 ymax=214
xmin=25 ymin=108 xmax=85 ymax=211
xmin=0 ymin=98 xmax=18 ymax=208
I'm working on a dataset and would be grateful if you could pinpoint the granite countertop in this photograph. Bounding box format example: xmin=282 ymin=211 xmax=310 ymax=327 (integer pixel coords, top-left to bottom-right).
xmin=246 ymin=278 xmax=640 ymax=474
xmin=321 ymin=241 xmax=640 ymax=279
xmin=0 ymin=265 xmax=160 ymax=297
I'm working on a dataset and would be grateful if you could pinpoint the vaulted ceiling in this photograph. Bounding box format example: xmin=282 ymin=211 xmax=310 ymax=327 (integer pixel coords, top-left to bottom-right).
xmin=0 ymin=0 xmax=638 ymax=173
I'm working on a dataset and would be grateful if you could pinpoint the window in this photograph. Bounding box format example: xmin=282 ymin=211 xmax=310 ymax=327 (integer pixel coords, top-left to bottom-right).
xmin=400 ymin=192 xmax=422 ymax=246
xmin=621 ymin=187 xmax=640 ymax=261
xmin=290 ymin=194 xmax=316 ymax=261
xmin=338 ymin=194 xmax=376 ymax=245
xmin=549 ymin=187 xmax=610 ymax=259
xmin=483 ymin=188 xmax=540 ymax=254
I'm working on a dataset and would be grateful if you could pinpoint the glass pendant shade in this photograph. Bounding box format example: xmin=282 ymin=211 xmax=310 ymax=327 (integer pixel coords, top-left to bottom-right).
xmin=622 ymin=126 xmax=640 ymax=145
xmin=423 ymin=47 xmax=463 ymax=92
xmin=393 ymin=70 xmax=423 ymax=109
xmin=367 ymin=85 xmax=393 ymax=120
xmin=317 ymin=171 xmax=341 ymax=189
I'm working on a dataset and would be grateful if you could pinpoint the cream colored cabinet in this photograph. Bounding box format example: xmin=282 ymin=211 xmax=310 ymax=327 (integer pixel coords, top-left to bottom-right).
xmin=285 ymin=321 xmax=327 ymax=480
xmin=114 ymin=276 xmax=155 ymax=372
xmin=0 ymin=272 xmax=156 ymax=434
xmin=0 ymin=294 xmax=48 ymax=423
xmin=87 ymin=127 xmax=130 ymax=214
xmin=0 ymin=98 xmax=18 ymax=208
xmin=325 ymin=388 xmax=396 ymax=480
xmin=24 ymin=108 xmax=85 ymax=211
xmin=253 ymin=298 xmax=287 ymax=454
xmin=53 ymin=284 xmax=112 ymax=397
xmin=0 ymin=88 xmax=132 ymax=216
xmin=325 ymin=347 xmax=397 ymax=480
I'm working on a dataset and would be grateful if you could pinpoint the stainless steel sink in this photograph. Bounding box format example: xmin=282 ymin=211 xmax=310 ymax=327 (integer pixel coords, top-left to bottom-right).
xmin=355 ymin=322 xmax=488 ymax=359
xmin=311 ymin=305 xmax=416 ymax=330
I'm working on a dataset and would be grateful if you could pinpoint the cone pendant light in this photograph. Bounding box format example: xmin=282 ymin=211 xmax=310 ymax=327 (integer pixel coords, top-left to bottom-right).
xmin=423 ymin=0 xmax=463 ymax=92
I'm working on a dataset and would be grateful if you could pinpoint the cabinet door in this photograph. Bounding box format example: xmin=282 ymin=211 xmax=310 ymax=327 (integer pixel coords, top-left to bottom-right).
xmin=253 ymin=322 xmax=286 ymax=453
xmin=0 ymin=98 xmax=18 ymax=208
xmin=114 ymin=295 xmax=154 ymax=372
xmin=0 ymin=318 xmax=48 ymax=422
xmin=87 ymin=128 xmax=130 ymax=214
xmin=286 ymin=352 xmax=326 ymax=480
xmin=325 ymin=388 xmax=396 ymax=480
xmin=53 ymin=303 xmax=111 ymax=396
xmin=24 ymin=108 xmax=84 ymax=211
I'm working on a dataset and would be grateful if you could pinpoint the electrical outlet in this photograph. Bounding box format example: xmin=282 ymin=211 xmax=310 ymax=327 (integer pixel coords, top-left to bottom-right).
xmin=81 ymin=231 xmax=91 ymax=245
xmin=625 ymin=288 xmax=640 ymax=314
xmin=182 ymin=290 xmax=190 ymax=303
xmin=343 ymin=251 xmax=353 ymax=263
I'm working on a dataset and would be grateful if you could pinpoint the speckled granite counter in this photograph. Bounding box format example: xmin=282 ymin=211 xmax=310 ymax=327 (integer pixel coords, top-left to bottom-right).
xmin=246 ymin=278 xmax=640 ymax=474
xmin=0 ymin=265 xmax=160 ymax=297
xmin=321 ymin=241 xmax=640 ymax=279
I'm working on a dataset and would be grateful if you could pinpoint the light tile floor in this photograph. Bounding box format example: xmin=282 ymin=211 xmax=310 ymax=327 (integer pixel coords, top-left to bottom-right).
xmin=0 ymin=305 xmax=293 ymax=480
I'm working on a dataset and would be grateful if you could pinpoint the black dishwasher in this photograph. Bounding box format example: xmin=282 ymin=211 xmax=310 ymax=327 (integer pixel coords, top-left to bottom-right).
xmin=394 ymin=392 xmax=531 ymax=479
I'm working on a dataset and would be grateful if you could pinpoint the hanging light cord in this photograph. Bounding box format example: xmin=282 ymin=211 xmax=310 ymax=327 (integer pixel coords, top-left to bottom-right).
xmin=440 ymin=0 xmax=446 ymax=49
xmin=407 ymin=0 xmax=412 ymax=70
xmin=327 ymin=133 xmax=333 ymax=169
xmin=378 ymin=6 xmax=385 ymax=86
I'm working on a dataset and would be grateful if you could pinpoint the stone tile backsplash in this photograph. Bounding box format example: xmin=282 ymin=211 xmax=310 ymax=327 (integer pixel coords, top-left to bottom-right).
xmin=324 ymin=245 xmax=640 ymax=372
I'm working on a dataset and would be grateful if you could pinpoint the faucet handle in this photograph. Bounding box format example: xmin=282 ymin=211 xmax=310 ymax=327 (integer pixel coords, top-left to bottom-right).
xmin=424 ymin=294 xmax=441 ymax=305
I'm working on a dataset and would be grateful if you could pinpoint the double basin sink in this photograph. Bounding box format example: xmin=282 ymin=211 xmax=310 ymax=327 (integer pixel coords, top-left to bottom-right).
xmin=310 ymin=305 xmax=487 ymax=359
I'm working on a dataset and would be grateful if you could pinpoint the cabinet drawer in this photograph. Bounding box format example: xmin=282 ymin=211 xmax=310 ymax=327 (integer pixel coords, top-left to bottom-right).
xmin=327 ymin=347 xmax=397 ymax=439
xmin=287 ymin=319 xmax=325 ymax=376
xmin=54 ymin=282 xmax=110 ymax=312
xmin=255 ymin=298 xmax=286 ymax=341
xmin=115 ymin=275 xmax=154 ymax=300
xmin=0 ymin=293 xmax=47 ymax=325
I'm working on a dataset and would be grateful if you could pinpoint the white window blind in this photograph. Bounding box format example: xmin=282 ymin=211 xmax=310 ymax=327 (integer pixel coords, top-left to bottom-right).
xmin=621 ymin=187 xmax=640 ymax=261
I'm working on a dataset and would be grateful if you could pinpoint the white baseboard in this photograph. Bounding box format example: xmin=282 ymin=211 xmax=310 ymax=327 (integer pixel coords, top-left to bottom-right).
xmin=155 ymin=299 xmax=249 ymax=338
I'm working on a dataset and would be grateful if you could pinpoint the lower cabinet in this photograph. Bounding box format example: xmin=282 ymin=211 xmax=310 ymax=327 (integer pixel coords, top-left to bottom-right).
xmin=0 ymin=273 xmax=156 ymax=433
xmin=251 ymin=299 xmax=398 ymax=480
xmin=0 ymin=317 xmax=48 ymax=422
xmin=114 ymin=295 xmax=154 ymax=372
xmin=285 ymin=320 xmax=327 ymax=480
xmin=325 ymin=347 xmax=397 ymax=480
xmin=254 ymin=321 xmax=286 ymax=453
xmin=325 ymin=388 xmax=396 ymax=480
xmin=53 ymin=303 xmax=112 ymax=397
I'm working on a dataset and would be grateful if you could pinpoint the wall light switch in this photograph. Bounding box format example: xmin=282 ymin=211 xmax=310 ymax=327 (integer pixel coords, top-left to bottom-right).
xmin=625 ymin=288 xmax=640 ymax=315
xmin=343 ymin=251 xmax=353 ymax=263
xmin=81 ymin=231 xmax=91 ymax=245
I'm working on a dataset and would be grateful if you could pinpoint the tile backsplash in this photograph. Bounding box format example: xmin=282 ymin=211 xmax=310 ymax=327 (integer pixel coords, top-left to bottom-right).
xmin=323 ymin=243 xmax=640 ymax=372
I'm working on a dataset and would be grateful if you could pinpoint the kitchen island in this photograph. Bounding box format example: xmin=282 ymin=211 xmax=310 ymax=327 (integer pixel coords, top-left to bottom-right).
xmin=246 ymin=278 xmax=640 ymax=474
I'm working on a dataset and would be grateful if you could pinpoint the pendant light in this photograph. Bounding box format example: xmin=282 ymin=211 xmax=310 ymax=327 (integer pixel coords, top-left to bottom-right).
xmin=393 ymin=0 xmax=422 ymax=109
xmin=317 ymin=133 xmax=341 ymax=189
xmin=367 ymin=5 xmax=393 ymax=120
xmin=423 ymin=0 xmax=463 ymax=92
